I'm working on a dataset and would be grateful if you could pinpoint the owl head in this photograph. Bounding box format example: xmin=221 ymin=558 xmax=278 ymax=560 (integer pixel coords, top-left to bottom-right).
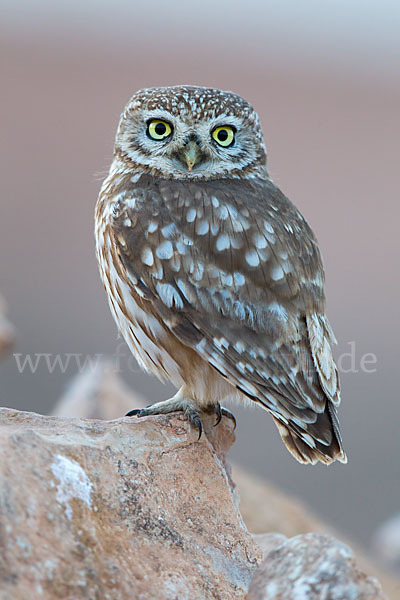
xmin=113 ymin=85 xmax=268 ymax=181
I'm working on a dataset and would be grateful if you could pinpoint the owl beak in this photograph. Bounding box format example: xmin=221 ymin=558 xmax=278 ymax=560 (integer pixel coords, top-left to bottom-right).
xmin=181 ymin=141 xmax=203 ymax=172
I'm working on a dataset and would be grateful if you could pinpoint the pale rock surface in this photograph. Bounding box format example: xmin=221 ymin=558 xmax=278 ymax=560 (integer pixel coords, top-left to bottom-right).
xmin=372 ymin=512 xmax=400 ymax=570
xmin=0 ymin=295 xmax=14 ymax=358
xmin=48 ymin=366 xmax=399 ymax=599
xmin=234 ymin=466 xmax=400 ymax=599
xmin=0 ymin=407 xmax=261 ymax=600
xmin=247 ymin=533 xmax=386 ymax=600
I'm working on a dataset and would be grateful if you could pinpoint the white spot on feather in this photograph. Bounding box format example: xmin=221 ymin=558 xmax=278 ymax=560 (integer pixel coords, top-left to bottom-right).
xmin=161 ymin=223 xmax=178 ymax=238
xmin=217 ymin=205 xmax=229 ymax=220
xmin=210 ymin=222 xmax=219 ymax=235
xmin=214 ymin=337 xmax=229 ymax=350
xmin=233 ymin=272 xmax=246 ymax=286
xmin=196 ymin=220 xmax=209 ymax=235
xmin=232 ymin=216 xmax=250 ymax=232
xmin=141 ymin=247 xmax=154 ymax=266
xmin=220 ymin=272 xmax=233 ymax=287
xmin=216 ymin=233 xmax=230 ymax=251
xmin=264 ymin=221 xmax=274 ymax=234
xmin=176 ymin=279 xmax=196 ymax=304
xmin=125 ymin=197 xmax=137 ymax=210
xmin=268 ymin=301 xmax=288 ymax=321
xmin=151 ymin=261 xmax=164 ymax=280
xmin=156 ymin=282 xmax=183 ymax=309
xmin=51 ymin=455 xmax=93 ymax=520
xmin=234 ymin=341 xmax=245 ymax=353
xmin=231 ymin=236 xmax=243 ymax=249
xmin=147 ymin=221 xmax=158 ymax=233
xmin=282 ymin=261 xmax=292 ymax=274
xmin=156 ymin=240 xmax=174 ymax=260
xmin=253 ymin=233 xmax=267 ymax=249
xmin=176 ymin=241 xmax=188 ymax=255
xmin=169 ymin=255 xmax=181 ymax=272
xmin=271 ymin=265 xmax=284 ymax=280
xmin=238 ymin=379 xmax=259 ymax=397
xmin=301 ymin=433 xmax=316 ymax=448
xmin=226 ymin=204 xmax=238 ymax=219
xmin=191 ymin=262 xmax=204 ymax=281
xmin=245 ymin=250 xmax=260 ymax=267
xmin=186 ymin=208 xmax=196 ymax=223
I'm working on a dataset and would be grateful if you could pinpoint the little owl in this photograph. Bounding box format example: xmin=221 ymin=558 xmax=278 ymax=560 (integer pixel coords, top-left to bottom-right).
xmin=95 ymin=85 xmax=346 ymax=465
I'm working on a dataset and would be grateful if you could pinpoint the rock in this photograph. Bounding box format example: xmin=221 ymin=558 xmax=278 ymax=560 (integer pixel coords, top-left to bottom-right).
xmin=247 ymin=533 xmax=386 ymax=600
xmin=48 ymin=366 xmax=399 ymax=599
xmin=372 ymin=512 xmax=400 ymax=570
xmin=52 ymin=361 xmax=146 ymax=419
xmin=234 ymin=466 xmax=399 ymax=600
xmin=0 ymin=407 xmax=261 ymax=600
xmin=251 ymin=533 xmax=287 ymax=558
xmin=0 ymin=295 xmax=15 ymax=358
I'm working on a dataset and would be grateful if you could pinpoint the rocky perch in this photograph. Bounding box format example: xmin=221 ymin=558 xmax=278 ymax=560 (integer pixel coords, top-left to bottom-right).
xmin=0 ymin=406 xmax=388 ymax=600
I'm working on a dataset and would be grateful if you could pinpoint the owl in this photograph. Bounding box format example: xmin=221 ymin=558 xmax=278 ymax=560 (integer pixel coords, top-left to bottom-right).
xmin=95 ymin=85 xmax=346 ymax=465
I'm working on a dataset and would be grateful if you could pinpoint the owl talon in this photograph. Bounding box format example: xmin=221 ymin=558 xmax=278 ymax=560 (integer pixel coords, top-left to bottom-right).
xmin=125 ymin=403 xmax=161 ymax=417
xmin=214 ymin=404 xmax=222 ymax=427
xmin=214 ymin=404 xmax=237 ymax=430
xmin=125 ymin=403 xmax=203 ymax=439
xmin=186 ymin=410 xmax=203 ymax=440
xmin=125 ymin=408 xmax=143 ymax=417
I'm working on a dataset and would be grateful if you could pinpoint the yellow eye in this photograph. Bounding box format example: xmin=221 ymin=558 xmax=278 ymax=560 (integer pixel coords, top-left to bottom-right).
xmin=147 ymin=119 xmax=173 ymax=140
xmin=212 ymin=125 xmax=235 ymax=147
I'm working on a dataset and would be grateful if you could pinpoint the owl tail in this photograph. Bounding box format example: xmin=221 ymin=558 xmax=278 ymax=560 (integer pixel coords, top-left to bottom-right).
xmin=272 ymin=403 xmax=347 ymax=465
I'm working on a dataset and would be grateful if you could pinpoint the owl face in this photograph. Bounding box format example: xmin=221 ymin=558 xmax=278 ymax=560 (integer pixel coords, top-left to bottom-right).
xmin=114 ymin=86 xmax=268 ymax=180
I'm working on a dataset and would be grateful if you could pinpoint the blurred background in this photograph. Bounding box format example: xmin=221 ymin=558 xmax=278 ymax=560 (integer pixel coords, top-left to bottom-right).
xmin=1 ymin=0 xmax=399 ymax=555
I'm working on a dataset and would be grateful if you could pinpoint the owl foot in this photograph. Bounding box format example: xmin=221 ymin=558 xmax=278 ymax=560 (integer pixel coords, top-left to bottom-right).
xmin=213 ymin=403 xmax=237 ymax=430
xmin=125 ymin=392 xmax=204 ymax=439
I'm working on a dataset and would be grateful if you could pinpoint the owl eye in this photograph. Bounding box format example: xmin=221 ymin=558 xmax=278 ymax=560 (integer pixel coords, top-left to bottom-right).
xmin=147 ymin=119 xmax=173 ymax=140
xmin=212 ymin=125 xmax=235 ymax=147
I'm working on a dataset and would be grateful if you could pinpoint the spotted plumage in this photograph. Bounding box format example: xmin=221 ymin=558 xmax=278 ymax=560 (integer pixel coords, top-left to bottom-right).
xmin=95 ymin=85 xmax=346 ymax=465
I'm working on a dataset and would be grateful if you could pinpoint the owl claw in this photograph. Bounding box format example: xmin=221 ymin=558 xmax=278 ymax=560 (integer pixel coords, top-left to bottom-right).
xmin=214 ymin=404 xmax=237 ymax=430
xmin=187 ymin=410 xmax=203 ymax=440
xmin=125 ymin=408 xmax=143 ymax=417
xmin=125 ymin=404 xmax=203 ymax=439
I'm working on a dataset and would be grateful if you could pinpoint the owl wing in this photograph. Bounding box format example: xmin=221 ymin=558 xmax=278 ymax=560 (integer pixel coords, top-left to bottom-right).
xmin=112 ymin=176 xmax=345 ymax=464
